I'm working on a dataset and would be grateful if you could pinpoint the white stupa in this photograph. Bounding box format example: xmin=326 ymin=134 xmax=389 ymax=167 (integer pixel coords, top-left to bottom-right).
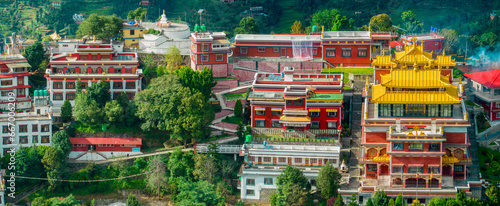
xmin=156 ymin=10 xmax=171 ymax=27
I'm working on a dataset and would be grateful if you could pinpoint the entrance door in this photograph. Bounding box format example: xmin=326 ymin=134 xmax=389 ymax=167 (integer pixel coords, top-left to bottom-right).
xmin=273 ymin=157 xmax=277 ymax=165
xmin=88 ymin=145 xmax=92 ymax=151
xmin=288 ymin=158 xmax=292 ymax=165
xmin=443 ymin=165 xmax=452 ymax=176
xmin=305 ymin=158 xmax=309 ymax=165
xmin=281 ymin=48 xmax=286 ymax=57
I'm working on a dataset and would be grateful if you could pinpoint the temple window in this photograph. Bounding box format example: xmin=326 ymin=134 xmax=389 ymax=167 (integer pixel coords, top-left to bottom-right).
xmin=327 ymin=121 xmax=336 ymax=129
xmin=255 ymin=120 xmax=265 ymax=127
xmin=341 ymin=48 xmax=351 ymax=57
xmin=392 ymin=104 xmax=404 ymax=116
xmin=379 ymin=104 xmax=391 ymax=117
xmin=327 ymin=111 xmax=337 ymax=117
xmin=392 ymin=166 xmax=403 ymax=173
xmin=429 ymin=166 xmax=440 ymax=174
xmin=408 ymin=166 xmax=423 ymax=173
xmin=440 ymin=105 xmax=451 ymax=117
xmin=428 ymin=105 xmax=439 ymax=117
xmin=310 ymin=112 xmax=320 ymax=117
xmin=310 ymin=121 xmax=320 ymax=129
xmin=366 ymin=164 xmax=377 ymax=171
xmin=454 ymin=165 xmax=464 ymax=172
xmin=358 ymin=48 xmax=367 ymax=57
xmin=271 ymin=110 xmax=282 ymax=116
xmin=409 ymin=143 xmax=424 ymax=151
xmin=293 ymin=99 xmax=303 ymax=106
xmin=326 ymin=48 xmax=335 ymax=57
xmin=271 ymin=121 xmax=281 ymax=128
xmin=392 ymin=143 xmax=404 ymax=150
xmin=429 ymin=143 xmax=440 ymax=151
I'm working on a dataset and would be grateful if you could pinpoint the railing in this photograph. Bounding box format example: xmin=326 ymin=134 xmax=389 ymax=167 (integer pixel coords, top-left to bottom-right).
xmin=196 ymin=144 xmax=241 ymax=154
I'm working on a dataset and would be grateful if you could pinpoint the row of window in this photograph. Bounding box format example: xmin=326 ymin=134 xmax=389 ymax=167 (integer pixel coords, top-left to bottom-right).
xmin=391 ymin=166 xmax=440 ymax=174
xmin=74 ymin=144 xmax=137 ymax=147
xmin=248 ymin=156 xmax=337 ymax=165
xmin=3 ymin=136 xmax=50 ymax=144
xmin=53 ymin=92 xmax=135 ymax=101
xmin=325 ymin=48 xmax=367 ymax=57
xmin=200 ymin=54 xmax=224 ymax=62
xmin=392 ymin=143 xmax=441 ymax=151
xmin=254 ymin=110 xmax=337 ymax=117
xmin=239 ymin=47 xmax=324 ymax=56
xmin=53 ymin=82 xmax=135 ymax=90
xmin=254 ymin=119 xmax=337 ymax=128
xmin=3 ymin=125 xmax=50 ymax=133
xmin=246 ymin=177 xmax=274 ymax=186
xmin=379 ymin=104 xmax=452 ymax=117
xmin=54 ymin=68 xmax=134 ymax=74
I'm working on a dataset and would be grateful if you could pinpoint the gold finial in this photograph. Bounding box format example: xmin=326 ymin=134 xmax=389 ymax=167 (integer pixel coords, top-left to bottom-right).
xmin=442 ymin=49 xmax=446 ymax=56
xmin=459 ymin=76 xmax=462 ymax=84
xmin=413 ymin=62 xmax=418 ymax=70
xmin=163 ymin=10 xmax=165 ymax=15
xmin=366 ymin=76 xmax=369 ymax=84
xmin=411 ymin=36 xmax=417 ymax=43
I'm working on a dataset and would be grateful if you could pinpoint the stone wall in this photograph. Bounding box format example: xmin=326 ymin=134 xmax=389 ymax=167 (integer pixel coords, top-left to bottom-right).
xmin=257 ymin=61 xmax=279 ymax=73
xmin=234 ymin=69 xmax=257 ymax=82
xmin=238 ymin=60 xmax=257 ymax=70
xmin=213 ymin=79 xmax=239 ymax=93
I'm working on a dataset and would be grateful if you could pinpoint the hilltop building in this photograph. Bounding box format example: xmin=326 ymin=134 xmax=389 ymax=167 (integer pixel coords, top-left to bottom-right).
xmin=122 ymin=21 xmax=144 ymax=49
xmin=464 ymin=69 xmax=500 ymax=121
xmin=360 ymin=37 xmax=472 ymax=204
xmin=0 ymin=55 xmax=52 ymax=157
xmin=139 ymin=11 xmax=192 ymax=55
xmin=189 ymin=28 xmax=231 ymax=77
xmin=47 ymin=39 xmax=142 ymax=120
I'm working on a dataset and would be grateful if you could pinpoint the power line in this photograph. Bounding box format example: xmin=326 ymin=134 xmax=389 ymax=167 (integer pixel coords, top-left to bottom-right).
xmin=13 ymin=171 xmax=151 ymax=183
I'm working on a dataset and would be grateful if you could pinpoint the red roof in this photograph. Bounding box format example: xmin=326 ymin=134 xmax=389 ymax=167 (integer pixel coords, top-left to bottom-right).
xmin=390 ymin=41 xmax=405 ymax=47
xmin=70 ymin=138 xmax=142 ymax=145
xmin=464 ymin=69 xmax=500 ymax=88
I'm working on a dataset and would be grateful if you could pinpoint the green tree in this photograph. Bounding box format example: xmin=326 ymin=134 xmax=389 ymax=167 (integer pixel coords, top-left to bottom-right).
xmin=274 ymin=166 xmax=309 ymax=206
xmin=312 ymin=9 xmax=350 ymax=31
xmin=334 ymin=195 xmax=344 ymax=206
xmin=372 ymin=190 xmax=390 ymax=206
xmin=38 ymin=59 xmax=49 ymax=74
xmin=104 ymin=100 xmax=124 ymax=124
xmin=234 ymin=17 xmax=259 ymax=35
xmin=401 ymin=10 xmax=423 ymax=33
xmin=174 ymin=178 xmax=225 ymax=206
xmin=486 ymin=185 xmax=499 ymax=204
xmin=480 ymin=32 xmax=498 ymax=47
xmin=16 ymin=146 xmax=49 ymax=185
xmin=291 ymin=20 xmax=305 ymax=34
xmin=369 ymin=14 xmax=392 ymax=32
xmin=234 ymin=99 xmax=243 ymax=117
xmin=60 ymin=99 xmax=72 ymax=123
xmin=146 ymin=156 xmax=168 ymax=199
xmin=167 ymin=148 xmax=195 ymax=178
xmin=349 ymin=194 xmax=359 ymax=206
xmin=175 ymin=66 xmax=216 ymax=101
xmin=52 ymin=130 xmax=73 ymax=156
xmin=87 ymin=78 xmax=110 ymax=107
xmin=127 ymin=7 xmax=147 ymax=21
xmin=164 ymin=45 xmax=183 ymax=74
xmin=76 ymin=78 xmax=82 ymax=95
xmin=23 ymin=41 xmax=45 ymax=72
xmin=76 ymin=14 xmax=123 ymax=40
xmin=395 ymin=193 xmax=403 ymax=206
xmin=126 ymin=193 xmax=142 ymax=206
xmin=42 ymin=147 xmax=66 ymax=190
xmin=42 ymin=36 xmax=53 ymax=42
xmin=317 ymin=162 xmax=342 ymax=199
xmin=49 ymin=194 xmax=80 ymax=205
xmin=135 ymin=75 xmax=214 ymax=142
xmin=74 ymin=94 xmax=103 ymax=126
xmin=366 ymin=198 xmax=374 ymax=206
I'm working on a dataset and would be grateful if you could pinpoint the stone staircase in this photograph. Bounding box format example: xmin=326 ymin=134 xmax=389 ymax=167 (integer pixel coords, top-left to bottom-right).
xmin=305 ymin=130 xmax=316 ymax=139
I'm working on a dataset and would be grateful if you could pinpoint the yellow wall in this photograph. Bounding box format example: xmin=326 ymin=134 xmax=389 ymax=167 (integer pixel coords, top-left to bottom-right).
xmin=124 ymin=39 xmax=140 ymax=48
xmin=123 ymin=28 xmax=143 ymax=48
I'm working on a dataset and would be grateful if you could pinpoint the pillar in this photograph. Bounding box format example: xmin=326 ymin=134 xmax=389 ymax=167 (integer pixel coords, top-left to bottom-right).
xmin=75 ymin=67 xmax=80 ymax=73
xmin=109 ymin=67 xmax=114 ymax=73
xmin=426 ymin=179 xmax=429 ymax=188
xmin=122 ymin=66 xmax=125 ymax=74
xmin=97 ymin=53 xmax=101 ymax=60
xmin=439 ymin=179 xmax=442 ymax=188
xmin=403 ymin=177 xmax=406 ymax=188
xmin=88 ymin=53 xmax=91 ymax=59
xmin=87 ymin=67 xmax=92 ymax=74
xmin=109 ymin=53 xmax=113 ymax=60
xmin=464 ymin=165 xmax=467 ymax=180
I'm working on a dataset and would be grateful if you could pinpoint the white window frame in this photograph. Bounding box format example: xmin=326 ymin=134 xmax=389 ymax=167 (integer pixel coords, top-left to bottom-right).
xmin=240 ymin=47 xmax=248 ymax=54
xmin=201 ymin=44 xmax=209 ymax=52
xmin=273 ymin=47 xmax=279 ymax=53
xmin=215 ymin=54 xmax=224 ymax=62
xmin=202 ymin=55 xmax=209 ymax=62
xmin=258 ymin=47 xmax=266 ymax=52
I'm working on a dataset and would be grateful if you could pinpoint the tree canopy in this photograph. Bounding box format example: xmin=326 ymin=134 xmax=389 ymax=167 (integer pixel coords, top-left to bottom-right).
xmin=290 ymin=20 xmax=305 ymax=34
xmin=234 ymin=17 xmax=260 ymax=35
xmin=401 ymin=10 xmax=423 ymax=33
xmin=127 ymin=8 xmax=147 ymax=21
xmin=76 ymin=14 xmax=122 ymax=40
xmin=317 ymin=162 xmax=342 ymax=199
xmin=369 ymin=14 xmax=392 ymax=32
xmin=23 ymin=41 xmax=45 ymax=72
xmin=134 ymin=75 xmax=214 ymax=142
xmin=272 ymin=166 xmax=309 ymax=206
xmin=87 ymin=78 xmax=110 ymax=108
xmin=52 ymin=130 xmax=73 ymax=156
xmin=164 ymin=45 xmax=183 ymax=74
xmin=312 ymin=9 xmax=351 ymax=31
xmin=175 ymin=66 xmax=216 ymax=101
xmin=61 ymin=99 xmax=72 ymax=123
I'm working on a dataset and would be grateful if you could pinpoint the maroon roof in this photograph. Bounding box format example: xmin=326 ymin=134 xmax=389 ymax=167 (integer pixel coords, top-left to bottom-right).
xmin=464 ymin=69 xmax=500 ymax=88
xmin=70 ymin=138 xmax=142 ymax=145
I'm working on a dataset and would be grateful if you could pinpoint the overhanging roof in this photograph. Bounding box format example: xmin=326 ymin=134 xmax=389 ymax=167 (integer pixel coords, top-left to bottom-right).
xmin=6 ymin=62 xmax=31 ymax=68
xmin=70 ymin=138 xmax=142 ymax=145
xmin=464 ymin=69 xmax=500 ymax=88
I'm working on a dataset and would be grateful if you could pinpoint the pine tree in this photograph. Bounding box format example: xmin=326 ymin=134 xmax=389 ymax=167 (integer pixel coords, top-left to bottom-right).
xmin=61 ymin=99 xmax=72 ymax=123
xmin=234 ymin=99 xmax=243 ymax=117
xmin=395 ymin=193 xmax=403 ymax=206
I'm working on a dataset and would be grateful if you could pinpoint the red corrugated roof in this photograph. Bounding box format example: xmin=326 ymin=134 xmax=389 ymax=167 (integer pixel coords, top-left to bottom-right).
xmin=390 ymin=41 xmax=405 ymax=47
xmin=464 ymin=69 xmax=500 ymax=88
xmin=70 ymin=138 xmax=142 ymax=145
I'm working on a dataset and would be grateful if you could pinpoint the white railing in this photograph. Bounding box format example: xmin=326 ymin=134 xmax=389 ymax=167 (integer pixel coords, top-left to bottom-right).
xmin=196 ymin=144 xmax=241 ymax=154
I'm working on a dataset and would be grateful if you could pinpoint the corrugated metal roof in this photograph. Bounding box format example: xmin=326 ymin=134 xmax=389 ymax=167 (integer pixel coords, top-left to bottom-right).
xmin=70 ymin=138 xmax=142 ymax=145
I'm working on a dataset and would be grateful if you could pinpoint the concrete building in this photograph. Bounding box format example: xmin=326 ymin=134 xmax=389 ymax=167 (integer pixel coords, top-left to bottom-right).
xmin=238 ymin=142 xmax=341 ymax=202
xmin=122 ymin=21 xmax=144 ymax=49
xmin=0 ymin=54 xmax=31 ymax=111
xmin=189 ymin=30 xmax=231 ymax=77
xmin=464 ymin=69 xmax=500 ymax=121
xmin=47 ymin=40 xmax=142 ymax=119
xmin=359 ymin=37 xmax=472 ymax=204
xmin=69 ymin=137 xmax=142 ymax=161
xmin=248 ymin=66 xmax=344 ymax=138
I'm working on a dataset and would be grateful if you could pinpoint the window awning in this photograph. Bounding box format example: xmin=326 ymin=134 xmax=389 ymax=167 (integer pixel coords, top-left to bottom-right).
xmin=279 ymin=116 xmax=311 ymax=124
xmin=254 ymin=108 xmax=266 ymax=111
xmin=271 ymin=108 xmax=282 ymax=111
xmin=308 ymin=108 xmax=320 ymax=112
xmin=326 ymin=109 xmax=338 ymax=112
xmin=213 ymin=39 xmax=230 ymax=45
xmin=6 ymin=63 xmax=31 ymax=69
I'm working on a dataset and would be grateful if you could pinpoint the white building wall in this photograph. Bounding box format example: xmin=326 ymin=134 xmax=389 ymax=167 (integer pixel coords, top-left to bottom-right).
xmin=0 ymin=116 xmax=52 ymax=157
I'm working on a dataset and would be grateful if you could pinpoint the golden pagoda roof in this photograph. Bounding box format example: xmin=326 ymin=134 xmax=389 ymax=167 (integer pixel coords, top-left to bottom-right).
xmin=442 ymin=155 xmax=459 ymax=164
xmin=381 ymin=69 xmax=451 ymax=88
xmin=279 ymin=116 xmax=311 ymax=122
xmin=372 ymin=37 xmax=455 ymax=68
xmin=49 ymin=32 xmax=61 ymax=41
xmin=371 ymin=84 xmax=460 ymax=104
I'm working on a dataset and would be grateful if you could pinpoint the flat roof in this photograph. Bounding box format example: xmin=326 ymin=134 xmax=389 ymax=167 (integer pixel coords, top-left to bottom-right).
xmin=235 ymin=34 xmax=321 ymax=42
xmin=6 ymin=62 xmax=31 ymax=68
xmin=322 ymin=31 xmax=371 ymax=39
xmin=309 ymin=93 xmax=343 ymax=100
xmin=70 ymin=138 xmax=142 ymax=145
